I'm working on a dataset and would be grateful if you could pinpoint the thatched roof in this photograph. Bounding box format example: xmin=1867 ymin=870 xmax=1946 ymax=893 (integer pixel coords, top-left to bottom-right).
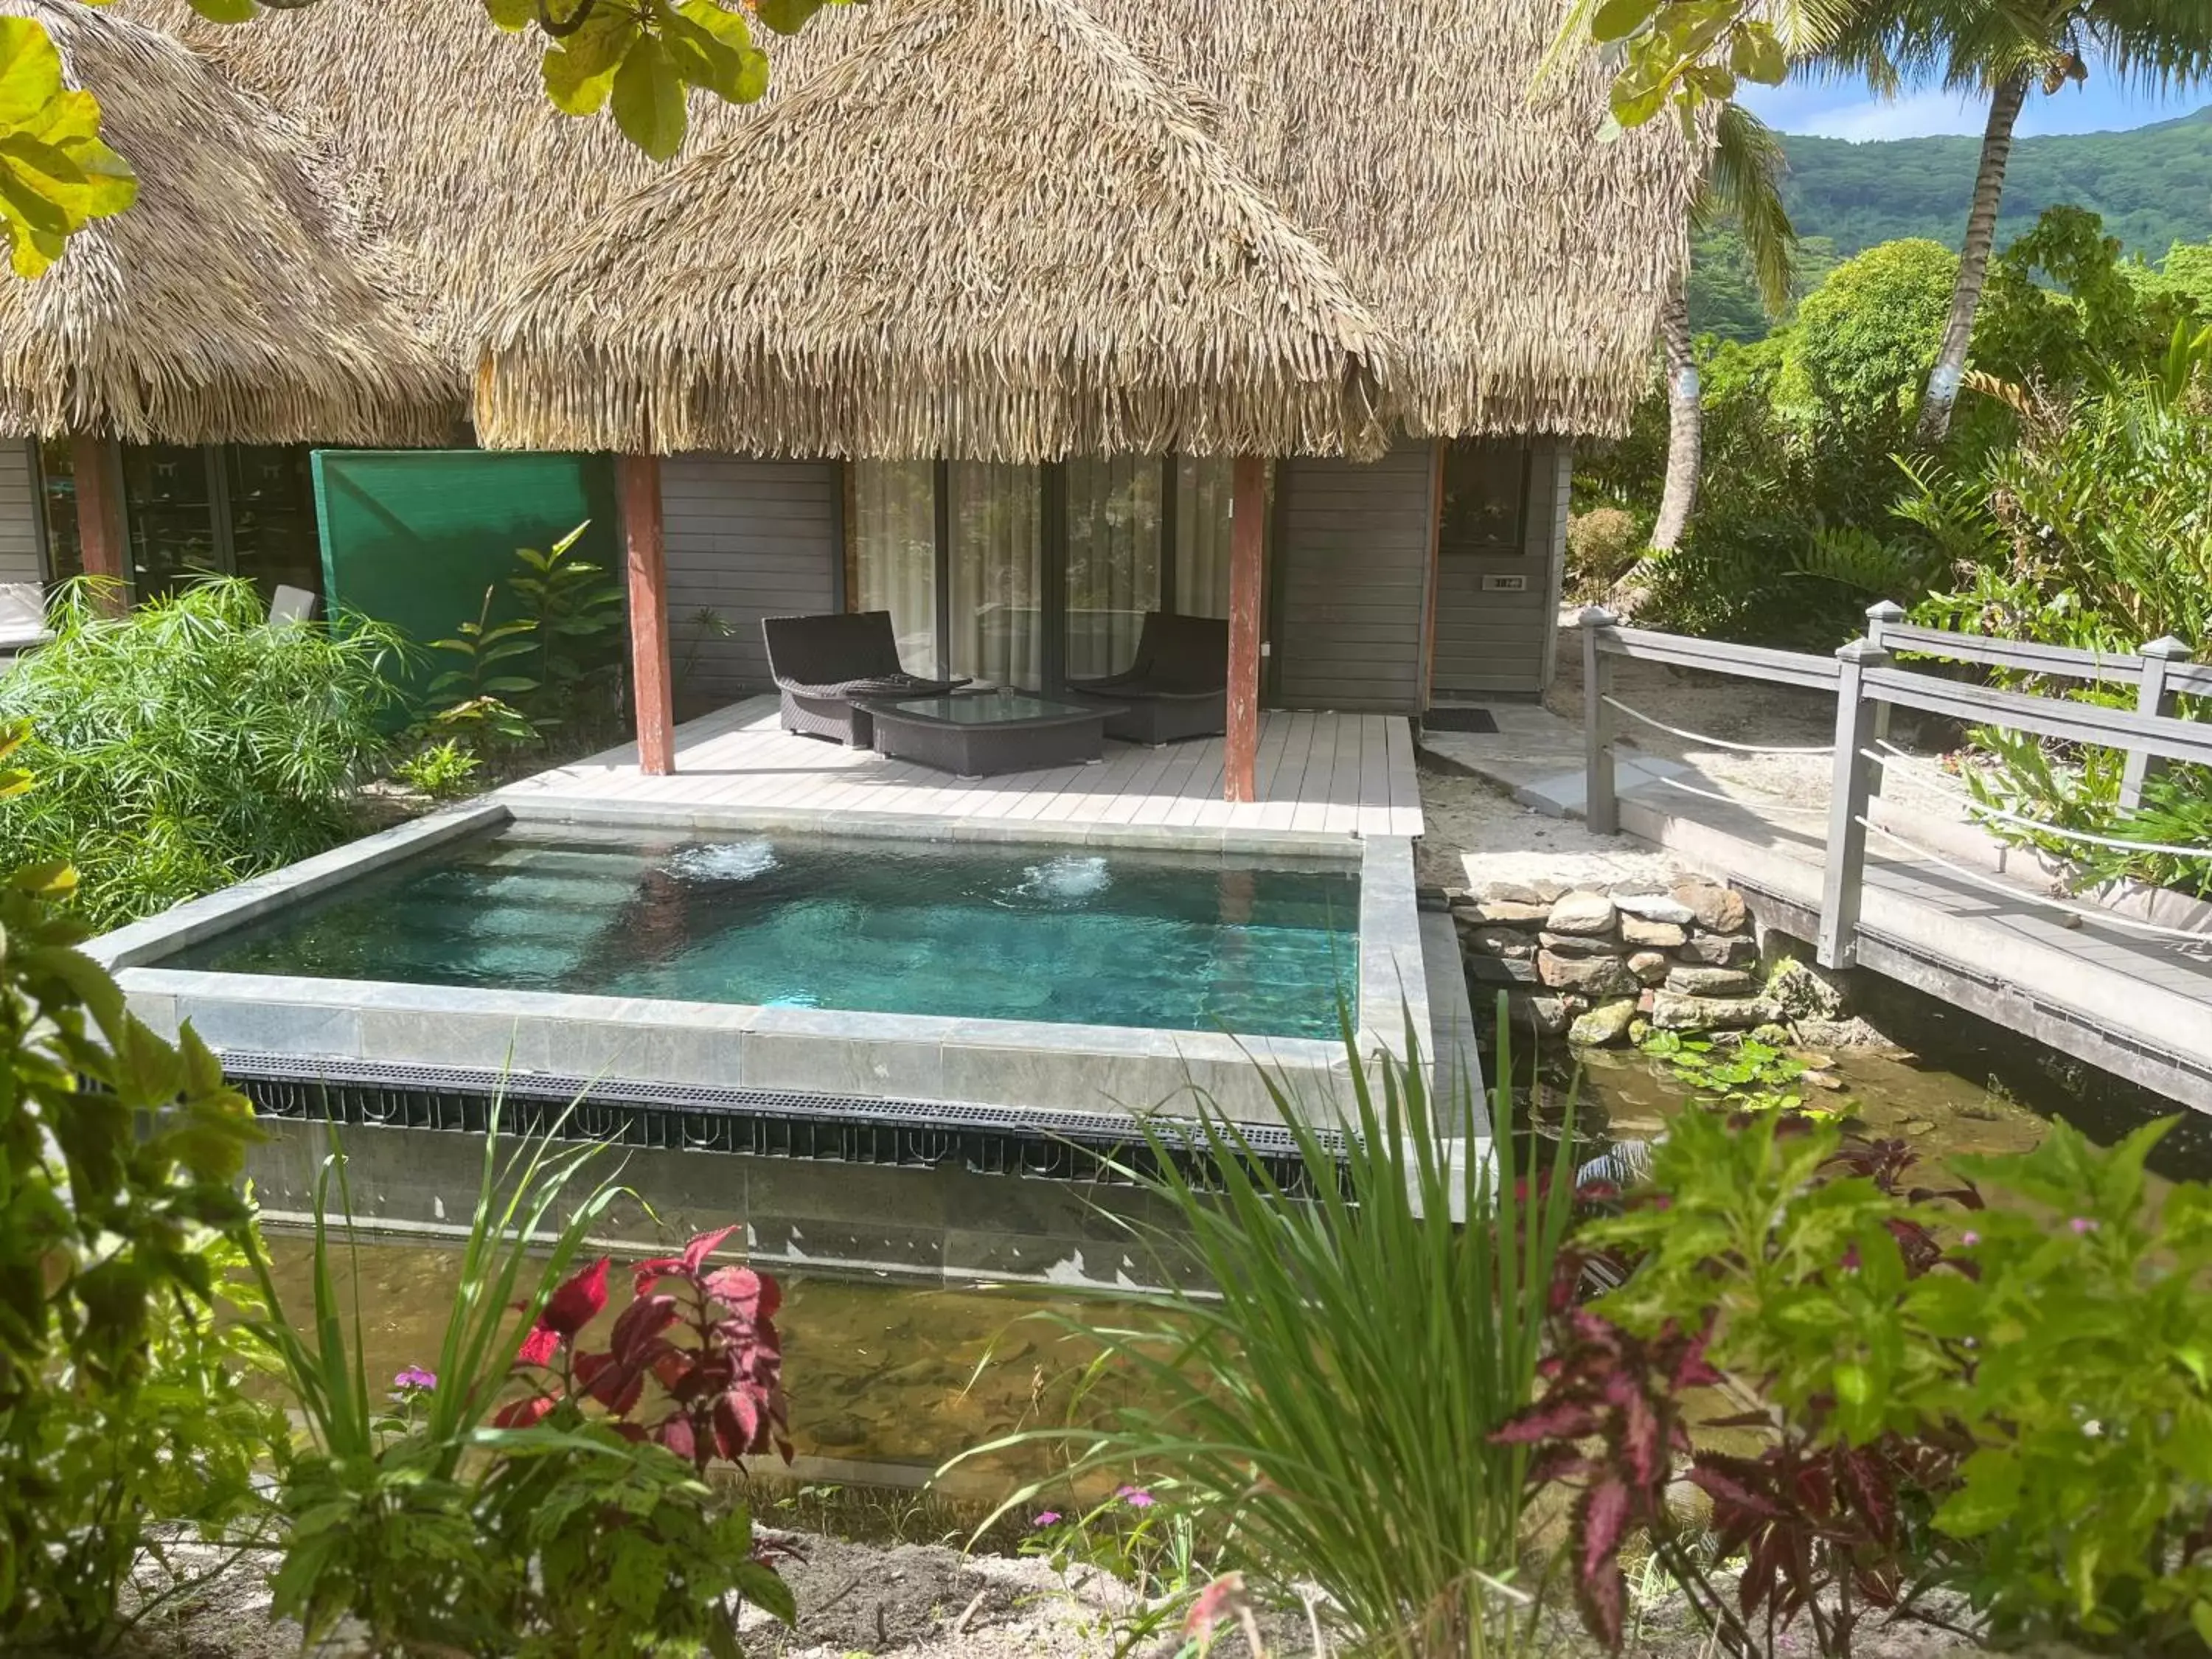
xmin=0 ymin=0 xmax=446 ymax=444
xmin=127 ymin=0 xmax=1700 ymax=448
xmin=473 ymin=0 xmax=1391 ymax=462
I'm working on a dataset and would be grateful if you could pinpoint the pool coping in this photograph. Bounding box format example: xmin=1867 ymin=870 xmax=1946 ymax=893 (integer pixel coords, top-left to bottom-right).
xmin=93 ymin=803 xmax=1430 ymax=1127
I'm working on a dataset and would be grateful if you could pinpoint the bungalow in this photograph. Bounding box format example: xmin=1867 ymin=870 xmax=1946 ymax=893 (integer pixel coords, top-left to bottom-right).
xmin=0 ymin=0 xmax=1698 ymax=798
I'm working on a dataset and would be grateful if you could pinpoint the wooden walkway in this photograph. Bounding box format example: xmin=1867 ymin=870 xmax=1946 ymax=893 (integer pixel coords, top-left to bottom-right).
xmin=501 ymin=698 xmax=1425 ymax=841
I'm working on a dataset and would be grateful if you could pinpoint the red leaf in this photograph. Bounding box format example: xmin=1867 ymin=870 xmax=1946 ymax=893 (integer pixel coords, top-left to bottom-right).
xmin=659 ymin=1411 xmax=698 ymax=1463
xmin=515 ymin=1324 xmax=562 ymax=1368
xmin=704 ymin=1263 xmax=775 ymax=1319
xmin=493 ymin=1392 xmax=557 ymax=1429
xmin=541 ymin=1256 xmax=611 ymax=1338
xmin=714 ymin=1386 xmax=763 ymax=1459
xmin=609 ymin=1293 xmax=684 ymax=1362
xmin=1620 ymin=1386 xmax=1665 ymax=1486
xmin=1579 ymin=1477 xmax=1632 ymax=1582
xmin=683 ymin=1224 xmax=741 ymax=1273
xmin=1492 ymin=1400 xmax=1599 ymax=1445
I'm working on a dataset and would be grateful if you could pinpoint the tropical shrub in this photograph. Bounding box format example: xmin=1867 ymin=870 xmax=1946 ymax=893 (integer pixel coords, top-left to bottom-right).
xmin=964 ymin=1009 xmax=1581 ymax=1656
xmin=1565 ymin=507 xmax=1646 ymax=600
xmin=254 ymin=1121 xmax=795 ymax=1658
xmin=0 ymin=580 xmax=402 ymax=928
xmin=0 ymin=724 xmax=277 ymax=1652
xmin=1504 ymin=1104 xmax=2212 ymax=1657
xmin=1902 ymin=322 xmax=2212 ymax=895
xmin=423 ymin=522 xmax=625 ymax=768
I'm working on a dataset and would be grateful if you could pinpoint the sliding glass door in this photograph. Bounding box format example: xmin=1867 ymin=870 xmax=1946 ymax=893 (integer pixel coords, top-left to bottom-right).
xmin=846 ymin=453 xmax=1241 ymax=690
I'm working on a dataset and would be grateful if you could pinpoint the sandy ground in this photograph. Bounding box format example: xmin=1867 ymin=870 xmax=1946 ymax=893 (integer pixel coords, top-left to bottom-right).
xmin=1545 ymin=616 xmax=1976 ymax=822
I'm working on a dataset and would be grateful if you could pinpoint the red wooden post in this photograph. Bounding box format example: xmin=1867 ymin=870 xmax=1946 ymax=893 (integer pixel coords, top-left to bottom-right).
xmin=1224 ymin=454 xmax=1265 ymax=804
xmin=71 ymin=436 xmax=127 ymax=608
xmin=618 ymin=452 xmax=675 ymax=776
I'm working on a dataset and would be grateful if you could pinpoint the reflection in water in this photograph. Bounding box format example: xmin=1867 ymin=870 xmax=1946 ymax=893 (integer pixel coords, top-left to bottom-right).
xmin=256 ymin=1237 xmax=1112 ymax=1478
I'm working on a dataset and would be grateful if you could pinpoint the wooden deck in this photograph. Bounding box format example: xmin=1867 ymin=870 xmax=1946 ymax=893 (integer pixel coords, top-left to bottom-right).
xmin=501 ymin=698 xmax=1425 ymax=841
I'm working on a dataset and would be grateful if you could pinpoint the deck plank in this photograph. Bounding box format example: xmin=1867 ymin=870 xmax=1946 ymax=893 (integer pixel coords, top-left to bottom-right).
xmin=501 ymin=695 xmax=1411 ymax=846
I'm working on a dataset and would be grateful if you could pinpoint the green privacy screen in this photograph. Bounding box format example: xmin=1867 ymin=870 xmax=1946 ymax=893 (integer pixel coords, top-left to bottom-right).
xmin=313 ymin=449 xmax=621 ymax=695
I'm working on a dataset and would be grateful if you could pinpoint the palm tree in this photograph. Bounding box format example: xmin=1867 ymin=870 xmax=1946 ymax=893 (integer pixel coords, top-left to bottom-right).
xmin=1649 ymin=104 xmax=1797 ymax=552
xmin=1820 ymin=0 xmax=2212 ymax=444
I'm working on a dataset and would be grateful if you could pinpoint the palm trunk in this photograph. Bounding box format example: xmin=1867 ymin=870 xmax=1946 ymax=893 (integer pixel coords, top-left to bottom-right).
xmin=1649 ymin=279 xmax=1700 ymax=551
xmin=1915 ymin=70 xmax=2029 ymax=445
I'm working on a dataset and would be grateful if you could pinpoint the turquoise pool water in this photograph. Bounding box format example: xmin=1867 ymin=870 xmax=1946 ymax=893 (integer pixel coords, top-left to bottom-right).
xmin=168 ymin=827 xmax=1360 ymax=1038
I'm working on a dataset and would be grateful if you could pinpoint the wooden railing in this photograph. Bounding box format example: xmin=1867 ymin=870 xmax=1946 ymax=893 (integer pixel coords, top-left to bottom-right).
xmin=1578 ymin=601 xmax=2212 ymax=970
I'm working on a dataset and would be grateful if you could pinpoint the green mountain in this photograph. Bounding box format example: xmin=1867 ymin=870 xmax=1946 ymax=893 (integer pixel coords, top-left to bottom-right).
xmin=1778 ymin=106 xmax=2212 ymax=259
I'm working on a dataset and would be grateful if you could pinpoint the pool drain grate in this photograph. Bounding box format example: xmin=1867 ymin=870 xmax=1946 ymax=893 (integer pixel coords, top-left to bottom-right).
xmin=216 ymin=1050 xmax=1345 ymax=1194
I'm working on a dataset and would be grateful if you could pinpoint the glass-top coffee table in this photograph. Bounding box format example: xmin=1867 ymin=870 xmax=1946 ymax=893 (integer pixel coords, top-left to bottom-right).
xmin=858 ymin=691 xmax=1126 ymax=776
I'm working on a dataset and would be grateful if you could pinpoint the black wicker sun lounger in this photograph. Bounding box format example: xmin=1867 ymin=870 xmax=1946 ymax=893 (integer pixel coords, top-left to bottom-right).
xmin=1062 ymin=611 xmax=1228 ymax=745
xmin=762 ymin=611 xmax=971 ymax=747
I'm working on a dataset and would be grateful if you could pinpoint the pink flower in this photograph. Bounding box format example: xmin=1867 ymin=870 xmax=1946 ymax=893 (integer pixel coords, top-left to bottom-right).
xmin=2070 ymin=1217 xmax=2098 ymax=1236
xmin=1031 ymin=1512 xmax=1062 ymax=1528
xmin=1116 ymin=1485 xmax=1155 ymax=1509
xmin=391 ymin=1366 xmax=437 ymax=1394
xmin=1959 ymin=1231 xmax=1980 ymax=1248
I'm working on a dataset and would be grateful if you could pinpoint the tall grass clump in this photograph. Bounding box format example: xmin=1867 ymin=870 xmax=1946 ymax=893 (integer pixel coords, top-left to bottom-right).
xmin=965 ymin=1008 xmax=1578 ymax=1658
xmin=0 ymin=579 xmax=402 ymax=927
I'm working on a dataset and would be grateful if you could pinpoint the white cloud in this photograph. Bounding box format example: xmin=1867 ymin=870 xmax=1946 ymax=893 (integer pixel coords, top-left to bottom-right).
xmin=1798 ymin=88 xmax=1986 ymax=142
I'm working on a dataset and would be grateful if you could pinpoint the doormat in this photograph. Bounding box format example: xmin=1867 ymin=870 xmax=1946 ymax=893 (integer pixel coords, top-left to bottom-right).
xmin=1424 ymin=706 xmax=1499 ymax=734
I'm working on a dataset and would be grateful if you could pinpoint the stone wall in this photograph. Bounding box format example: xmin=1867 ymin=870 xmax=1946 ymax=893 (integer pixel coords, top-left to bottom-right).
xmin=1450 ymin=875 xmax=1773 ymax=1046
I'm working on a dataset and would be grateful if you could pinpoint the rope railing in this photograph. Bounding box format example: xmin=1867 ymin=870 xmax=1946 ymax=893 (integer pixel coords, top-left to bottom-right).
xmin=1652 ymin=773 xmax=1829 ymax=818
xmin=1854 ymin=814 xmax=2212 ymax=950
xmin=1865 ymin=744 xmax=2212 ymax=863
xmin=1601 ymin=695 xmax=1835 ymax=757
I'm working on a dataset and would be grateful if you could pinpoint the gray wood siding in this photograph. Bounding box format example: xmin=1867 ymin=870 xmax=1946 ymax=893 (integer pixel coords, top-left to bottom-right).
xmin=0 ymin=441 xmax=44 ymax=585
xmin=1430 ymin=438 xmax=1565 ymax=698
xmin=1270 ymin=445 xmax=1434 ymax=714
xmin=661 ymin=456 xmax=839 ymax=706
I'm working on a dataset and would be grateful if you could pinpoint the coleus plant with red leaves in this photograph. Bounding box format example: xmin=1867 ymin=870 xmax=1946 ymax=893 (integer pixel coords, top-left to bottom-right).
xmin=496 ymin=1224 xmax=791 ymax=1475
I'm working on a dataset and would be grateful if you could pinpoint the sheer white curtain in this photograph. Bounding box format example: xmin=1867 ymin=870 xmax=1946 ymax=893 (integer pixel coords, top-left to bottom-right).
xmin=1173 ymin=456 xmax=1235 ymax=619
xmin=947 ymin=462 xmax=1043 ymax=689
xmin=1065 ymin=456 xmax=1163 ymax=678
xmin=852 ymin=460 xmax=938 ymax=676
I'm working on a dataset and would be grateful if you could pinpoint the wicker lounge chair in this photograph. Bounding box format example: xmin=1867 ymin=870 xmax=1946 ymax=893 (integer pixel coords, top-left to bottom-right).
xmin=762 ymin=610 xmax=970 ymax=746
xmin=1064 ymin=612 xmax=1228 ymax=744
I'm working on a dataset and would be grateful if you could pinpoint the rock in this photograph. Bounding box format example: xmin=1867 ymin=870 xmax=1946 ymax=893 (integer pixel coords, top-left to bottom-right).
xmin=1666 ymin=965 xmax=1759 ymax=998
xmin=1636 ymin=988 xmax=1656 ymax=1015
xmin=1768 ymin=956 xmax=1849 ymax=1020
xmin=1619 ymin=915 xmax=1687 ymax=949
xmin=1467 ymin=953 xmax=1538 ymax=986
xmin=1627 ymin=950 xmax=1671 ymax=985
xmin=1462 ymin=925 xmax=1536 ymax=959
xmin=1670 ymin=877 xmax=1747 ymax=934
xmin=1676 ymin=931 xmax=1759 ymax=967
xmin=1569 ymin=998 xmax=1641 ymax=1047
xmin=1537 ymin=931 xmax=1621 ymax=959
xmin=1651 ymin=990 xmax=1781 ymax=1031
xmin=1537 ymin=951 xmax=1640 ymax=997
xmin=1465 ymin=898 xmax=1551 ymax=926
xmin=1545 ymin=891 xmax=1618 ymax=936
xmin=1523 ymin=995 xmax=1573 ymax=1035
xmin=1612 ymin=891 xmax=1697 ymax=926
xmin=1475 ymin=880 xmax=1545 ymax=906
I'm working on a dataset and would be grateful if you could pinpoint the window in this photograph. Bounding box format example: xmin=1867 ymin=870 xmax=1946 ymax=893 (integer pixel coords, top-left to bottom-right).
xmin=34 ymin=439 xmax=81 ymax=580
xmin=846 ymin=453 xmax=1242 ymax=688
xmin=30 ymin=441 xmax=321 ymax=599
xmin=1438 ymin=438 xmax=1531 ymax=556
xmin=1064 ymin=456 xmax=1161 ymax=679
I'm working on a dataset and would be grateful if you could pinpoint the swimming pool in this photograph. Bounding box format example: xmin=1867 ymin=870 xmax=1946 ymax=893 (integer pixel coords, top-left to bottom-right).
xmin=163 ymin=824 xmax=1359 ymax=1040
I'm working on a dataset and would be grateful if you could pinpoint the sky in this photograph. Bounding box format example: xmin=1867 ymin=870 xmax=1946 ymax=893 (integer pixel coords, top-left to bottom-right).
xmin=1740 ymin=67 xmax=2212 ymax=141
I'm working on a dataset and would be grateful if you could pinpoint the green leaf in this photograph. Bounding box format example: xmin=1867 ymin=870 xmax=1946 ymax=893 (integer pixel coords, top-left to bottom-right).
xmin=2191 ymin=1600 xmax=2212 ymax=1650
xmin=484 ymin=0 xmax=535 ymax=29
xmin=184 ymin=0 xmax=262 ymax=21
xmin=753 ymin=0 xmax=822 ymax=36
xmin=1590 ymin=0 xmax=1657 ymax=44
xmin=1730 ymin=24 xmax=1786 ymax=85
xmin=543 ymin=7 xmax=638 ymax=116
xmin=611 ymin=35 xmax=686 ymax=160
xmin=734 ymin=1557 xmax=798 ymax=1625
xmin=0 ymin=18 xmax=64 ymax=129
